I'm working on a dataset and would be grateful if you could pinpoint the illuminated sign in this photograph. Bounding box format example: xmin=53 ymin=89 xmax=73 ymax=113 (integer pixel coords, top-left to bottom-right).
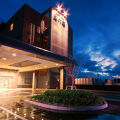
xmin=50 ymin=8 xmax=68 ymax=57
xmin=52 ymin=10 xmax=66 ymax=27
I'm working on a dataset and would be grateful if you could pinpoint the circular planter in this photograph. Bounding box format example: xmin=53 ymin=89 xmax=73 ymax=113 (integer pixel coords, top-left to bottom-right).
xmin=24 ymin=100 xmax=108 ymax=113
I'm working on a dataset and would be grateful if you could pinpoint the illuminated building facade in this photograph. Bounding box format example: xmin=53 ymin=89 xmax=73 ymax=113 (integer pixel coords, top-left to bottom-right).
xmin=105 ymin=79 xmax=120 ymax=86
xmin=0 ymin=4 xmax=73 ymax=89
xmin=75 ymin=77 xmax=101 ymax=85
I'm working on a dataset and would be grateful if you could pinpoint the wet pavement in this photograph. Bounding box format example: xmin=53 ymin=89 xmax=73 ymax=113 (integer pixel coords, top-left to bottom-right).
xmin=87 ymin=90 xmax=120 ymax=102
xmin=0 ymin=89 xmax=120 ymax=120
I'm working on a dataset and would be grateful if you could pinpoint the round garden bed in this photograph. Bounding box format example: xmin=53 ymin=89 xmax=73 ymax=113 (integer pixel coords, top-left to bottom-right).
xmin=24 ymin=90 xmax=108 ymax=112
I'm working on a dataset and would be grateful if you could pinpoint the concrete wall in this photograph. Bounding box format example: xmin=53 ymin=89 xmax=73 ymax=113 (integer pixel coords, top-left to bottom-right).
xmin=0 ymin=69 xmax=18 ymax=89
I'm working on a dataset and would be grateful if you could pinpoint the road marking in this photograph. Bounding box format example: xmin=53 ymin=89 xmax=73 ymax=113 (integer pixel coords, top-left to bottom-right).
xmin=0 ymin=106 xmax=28 ymax=120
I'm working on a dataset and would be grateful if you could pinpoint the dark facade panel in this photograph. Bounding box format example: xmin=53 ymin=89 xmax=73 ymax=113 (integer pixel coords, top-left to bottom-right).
xmin=2 ymin=5 xmax=24 ymax=40
xmin=50 ymin=68 xmax=60 ymax=89
xmin=68 ymin=25 xmax=73 ymax=57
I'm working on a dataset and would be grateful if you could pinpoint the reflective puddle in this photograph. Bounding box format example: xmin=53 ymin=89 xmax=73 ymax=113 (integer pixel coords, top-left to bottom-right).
xmin=0 ymin=109 xmax=21 ymax=120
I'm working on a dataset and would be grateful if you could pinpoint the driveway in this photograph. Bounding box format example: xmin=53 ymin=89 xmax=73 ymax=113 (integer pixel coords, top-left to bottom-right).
xmin=0 ymin=89 xmax=120 ymax=120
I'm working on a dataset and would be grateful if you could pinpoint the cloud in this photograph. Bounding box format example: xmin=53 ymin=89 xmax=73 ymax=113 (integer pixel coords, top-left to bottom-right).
xmin=113 ymin=50 xmax=120 ymax=60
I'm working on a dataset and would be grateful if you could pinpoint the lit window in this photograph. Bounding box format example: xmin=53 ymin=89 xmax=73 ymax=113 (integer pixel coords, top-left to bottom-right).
xmin=41 ymin=20 xmax=45 ymax=33
xmin=10 ymin=23 xmax=14 ymax=31
xmin=37 ymin=26 xmax=40 ymax=34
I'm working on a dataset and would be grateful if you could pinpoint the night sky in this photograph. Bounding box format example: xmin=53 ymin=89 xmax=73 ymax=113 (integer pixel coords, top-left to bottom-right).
xmin=0 ymin=0 xmax=120 ymax=79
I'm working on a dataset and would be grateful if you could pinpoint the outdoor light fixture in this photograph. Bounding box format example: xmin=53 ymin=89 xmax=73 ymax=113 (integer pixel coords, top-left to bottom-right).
xmin=63 ymin=9 xmax=69 ymax=17
xmin=3 ymin=57 xmax=6 ymax=60
xmin=56 ymin=3 xmax=63 ymax=12
xmin=44 ymin=65 xmax=47 ymax=68
xmin=35 ymin=67 xmax=38 ymax=69
xmin=12 ymin=53 xmax=16 ymax=57
xmin=56 ymin=64 xmax=59 ymax=66
xmin=55 ymin=3 xmax=70 ymax=18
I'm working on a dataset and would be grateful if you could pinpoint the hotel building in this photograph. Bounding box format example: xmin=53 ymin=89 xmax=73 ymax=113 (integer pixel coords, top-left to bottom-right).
xmin=0 ymin=4 xmax=73 ymax=90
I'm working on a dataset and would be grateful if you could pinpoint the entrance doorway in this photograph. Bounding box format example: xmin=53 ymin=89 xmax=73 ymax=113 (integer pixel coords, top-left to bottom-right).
xmin=0 ymin=76 xmax=11 ymax=89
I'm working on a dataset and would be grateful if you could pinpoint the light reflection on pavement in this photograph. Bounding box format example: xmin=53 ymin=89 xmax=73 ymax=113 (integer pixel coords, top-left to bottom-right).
xmin=0 ymin=89 xmax=120 ymax=120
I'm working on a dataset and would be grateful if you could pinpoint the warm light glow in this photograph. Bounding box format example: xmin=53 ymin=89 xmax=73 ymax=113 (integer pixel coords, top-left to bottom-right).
xmin=55 ymin=3 xmax=70 ymax=18
xmin=18 ymin=67 xmax=21 ymax=70
xmin=12 ymin=53 xmax=16 ymax=57
xmin=3 ymin=57 xmax=6 ymax=60
xmin=10 ymin=23 xmax=14 ymax=31
xmin=54 ymin=26 xmax=57 ymax=29
xmin=56 ymin=3 xmax=63 ymax=12
xmin=63 ymin=9 xmax=69 ymax=17
xmin=56 ymin=64 xmax=59 ymax=66
xmin=44 ymin=65 xmax=47 ymax=68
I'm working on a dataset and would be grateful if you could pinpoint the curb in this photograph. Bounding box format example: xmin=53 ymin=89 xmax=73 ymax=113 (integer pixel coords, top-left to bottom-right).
xmin=24 ymin=100 xmax=108 ymax=112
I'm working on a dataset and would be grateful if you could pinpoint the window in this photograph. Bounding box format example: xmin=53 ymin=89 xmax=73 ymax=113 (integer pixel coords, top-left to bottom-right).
xmin=41 ymin=20 xmax=45 ymax=33
xmin=36 ymin=26 xmax=40 ymax=34
xmin=10 ymin=23 xmax=14 ymax=31
xmin=30 ymin=23 xmax=35 ymax=45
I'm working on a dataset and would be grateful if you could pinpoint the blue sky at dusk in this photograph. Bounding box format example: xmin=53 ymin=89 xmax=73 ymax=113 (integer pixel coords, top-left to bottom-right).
xmin=0 ymin=0 xmax=120 ymax=79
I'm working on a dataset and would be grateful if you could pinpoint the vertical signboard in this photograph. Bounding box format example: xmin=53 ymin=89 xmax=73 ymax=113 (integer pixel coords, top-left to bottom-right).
xmin=50 ymin=8 xmax=68 ymax=57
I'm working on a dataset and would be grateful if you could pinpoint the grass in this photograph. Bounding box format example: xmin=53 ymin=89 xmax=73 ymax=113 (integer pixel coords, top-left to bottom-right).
xmin=31 ymin=90 xmax=104 ymax=106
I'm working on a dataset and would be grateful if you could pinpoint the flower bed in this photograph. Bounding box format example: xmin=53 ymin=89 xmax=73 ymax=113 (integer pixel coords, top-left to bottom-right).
xmin=31 ymin=90 xmax=104 ymax=106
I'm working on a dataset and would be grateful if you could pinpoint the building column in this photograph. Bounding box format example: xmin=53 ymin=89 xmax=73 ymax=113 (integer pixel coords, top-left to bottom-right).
xmin=60 ymin=67 xmax=64 ymax=89
xmin=32 ymin=71 xmax=36 ymax=90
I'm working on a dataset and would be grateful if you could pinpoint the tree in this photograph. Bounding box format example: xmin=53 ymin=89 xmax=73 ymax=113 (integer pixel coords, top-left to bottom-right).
xmin=65 ymin=56 xmax=81 ymax=90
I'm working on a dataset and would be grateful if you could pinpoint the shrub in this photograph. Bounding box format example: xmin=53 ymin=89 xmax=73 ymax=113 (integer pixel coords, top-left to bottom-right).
xmin=31 ymin=90 xmax=104 ymax=106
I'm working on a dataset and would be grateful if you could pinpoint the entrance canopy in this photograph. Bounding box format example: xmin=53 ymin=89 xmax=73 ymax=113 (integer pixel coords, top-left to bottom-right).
xmin=0 ymin=45 xmax=65 ymax=72
xmin=0 ymin=34 xmax=71 ymax=72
